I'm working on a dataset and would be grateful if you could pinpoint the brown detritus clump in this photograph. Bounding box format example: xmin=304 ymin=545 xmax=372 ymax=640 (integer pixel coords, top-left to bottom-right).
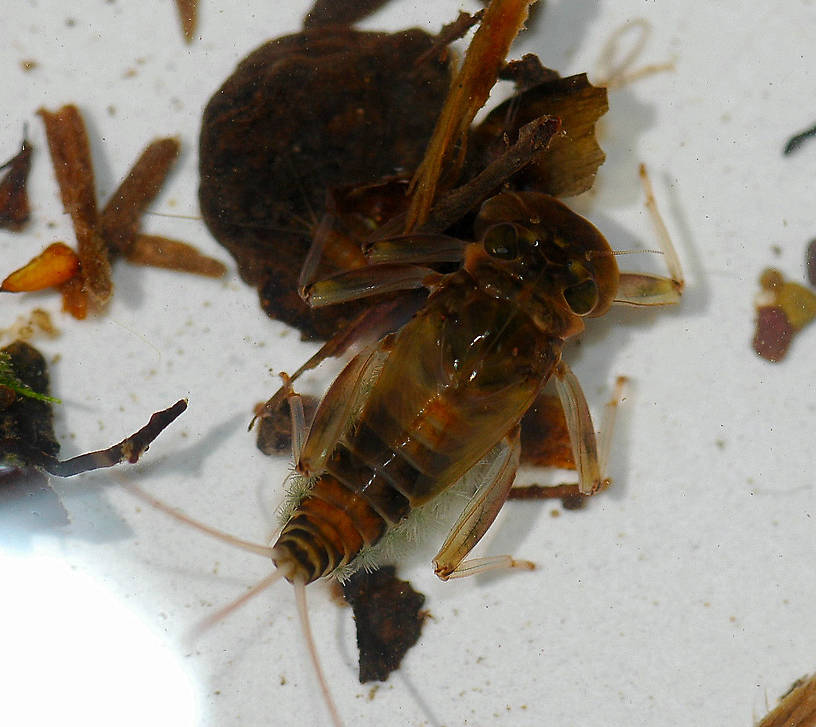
xmin=753 ymin=266 xmax=816 ymax=362
xmin=199 ymin=22 xmax=453 ymax=340
xmin=519 ymin=393 xmax=573 ymax=469
xmin=341 ymin=566 xmax=427 ymax=683
xmin=254 ymin=394 xmax=319 ymax=456
xmin=499 ymin=54 xmax=560 ymax=91
xmin=0 ymin=137 xmax=33 ymax=231
xmin=561 ymin=494 xmax=587 ymax=510
xmin=758 ymin=672 xmax=816 ymax=727
xmin=5 ymin=107 xmax=225 ymax=316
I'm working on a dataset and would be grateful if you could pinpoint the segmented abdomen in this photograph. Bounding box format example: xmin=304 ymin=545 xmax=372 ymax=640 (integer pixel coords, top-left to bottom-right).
xmin=272 ymin=275 xmax=559 ymax=584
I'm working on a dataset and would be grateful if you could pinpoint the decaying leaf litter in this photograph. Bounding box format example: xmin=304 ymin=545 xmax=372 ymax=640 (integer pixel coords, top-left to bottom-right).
xmin=1 ymin=105 xmax=226 ymax=316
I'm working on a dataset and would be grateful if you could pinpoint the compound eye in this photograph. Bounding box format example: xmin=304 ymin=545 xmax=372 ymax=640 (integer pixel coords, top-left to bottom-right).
xmin=483 ymin=223 xmax=519 ymax=260
xmin=564 ymin=279 xmax=599 ymax=315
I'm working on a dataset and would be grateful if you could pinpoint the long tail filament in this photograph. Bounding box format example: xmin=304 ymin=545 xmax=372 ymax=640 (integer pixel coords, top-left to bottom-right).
xmin=294 ymin=576 xmax=344 ymax=727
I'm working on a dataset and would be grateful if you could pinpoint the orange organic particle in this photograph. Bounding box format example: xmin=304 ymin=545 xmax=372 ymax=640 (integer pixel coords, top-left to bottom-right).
xmin=1 ymin=242 xmax=80 ymax=293
xmin=59 ymin=275 xmax=88 ymax=319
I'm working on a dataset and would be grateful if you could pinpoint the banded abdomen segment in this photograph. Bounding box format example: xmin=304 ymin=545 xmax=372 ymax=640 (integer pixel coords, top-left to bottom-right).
xmin=272 ymin=274 xmax=559 ymax=584
xmin=271 ymin=422 xmax=439 ymax=583
xmin=271 ymin=472 xmax=389 ymax=583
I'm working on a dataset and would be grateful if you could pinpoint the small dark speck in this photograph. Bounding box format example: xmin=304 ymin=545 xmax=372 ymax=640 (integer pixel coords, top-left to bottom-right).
xmin=771 ymin=244 xmax=782 ymax=257
xmin=65 ymin=17 xmax=76 ymax=27
xmin=715 ymin=439 xmax=725 ymax=449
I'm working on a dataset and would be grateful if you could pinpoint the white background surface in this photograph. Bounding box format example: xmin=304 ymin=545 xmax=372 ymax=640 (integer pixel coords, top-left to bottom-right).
xmin=2 ymin=1 xmax=815 ymax=726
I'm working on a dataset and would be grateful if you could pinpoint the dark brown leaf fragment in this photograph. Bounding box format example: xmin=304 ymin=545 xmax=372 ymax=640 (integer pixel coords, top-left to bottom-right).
xmin=499 ymin=54 xmax=560 ymax=91
xmin=341 ymin=566 xmax=427 ymax=683
xmin=0 ymin=138 xmax=33 ymax=231
xmin=470 ymin=74 xmax=609 ymax=197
